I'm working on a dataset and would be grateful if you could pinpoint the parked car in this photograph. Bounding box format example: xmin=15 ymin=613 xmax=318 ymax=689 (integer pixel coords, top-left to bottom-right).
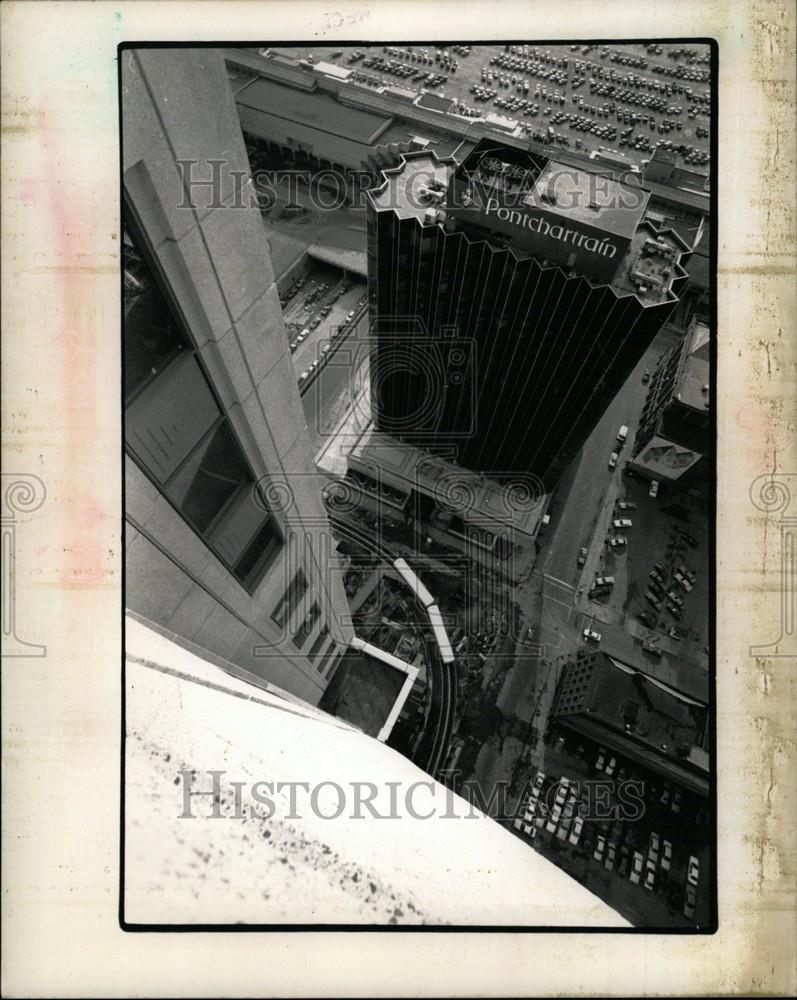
xmin=645 ymin=591 xmax=663 ymax=610
xmin=568 ymin=816 xmax=584 ymax=845
xmin=595 ymin=747 xmax=606 ymax=771
xmin=630 ymin=851 xmax=645 ymax=884
xmin=683 ymin=882 xmax=697 ymax=919
xmin=617 ymin=424 xmax=629 ymax=443
xmin=661 ymin=840 xmax=673 ymax=872
xmin=681 ymin=530 xmax=699 ymax=548
xmin=642 ymin=641 xmax=662 ymax=657
xmin=617 ymin=501 xmax=637 ymax=510
xmin=675 ymin=572 xmax=694 ymax=592
xmin=667 ymin=603 xmax=683 ymax=620
xmin=687 ymin=856 xmax=700 ymax=886
xmin=583 ymin=627 xmax=602 ymax=643
xmin=604 ymin=756 xmax=617 ymax=777
xmin=593 ymin=834 xmax=607 ymax=862
xmin=610 ymin=537 xmax=627 ymax=549
xmin=648 ymin=832 xmax=660 ymax=862
xmin=649 ymin=479 xmax=659 ymax=498
xmin=642 ymin=369 xmax=650 ymax=384
xmin=613 ymin=518 xmax=632 ymax=529
xmin=595 ymin=575 xmax=615 ymax=587
xmin=604 ymin=843 xmax=617 ymax=870
xmin=545 ymin=802 xmax=562 ymax=834
xmin=608 ymin=451 xmax=619 ymax=469
xmin=577 ymin=546 xmax=588 ymax=566
xmin=671 ymin=789 xmax=683 ymax=814
xmin=644 ymin=864 xmax=656 ymax=891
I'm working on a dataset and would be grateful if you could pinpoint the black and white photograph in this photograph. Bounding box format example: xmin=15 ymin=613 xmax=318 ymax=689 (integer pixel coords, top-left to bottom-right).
xmin=2 ymin=1 xmax=795 ymax=995
xmin=123 ymin=38 xmax=714 ymax=930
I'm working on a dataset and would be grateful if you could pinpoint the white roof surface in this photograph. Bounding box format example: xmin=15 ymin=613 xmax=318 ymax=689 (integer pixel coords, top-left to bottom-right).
xmin=125 ymin=616 xmax=628 ymax=926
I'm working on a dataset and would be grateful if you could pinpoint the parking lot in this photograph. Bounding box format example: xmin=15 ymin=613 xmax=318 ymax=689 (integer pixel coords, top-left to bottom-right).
xmin=269 ymin=42 xmax=711 ymax=174
xmin=515 ymin=726 xmax=711 ymax=927
xmin=279 ymin=262 xmax=367 ymax=392
xmin=584 ymin=470 xmax=709 ymax=666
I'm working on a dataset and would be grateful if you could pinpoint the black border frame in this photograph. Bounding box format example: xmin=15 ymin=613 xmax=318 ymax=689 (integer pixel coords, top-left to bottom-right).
xmin=119 ymin=35 xmax=718 ymax=935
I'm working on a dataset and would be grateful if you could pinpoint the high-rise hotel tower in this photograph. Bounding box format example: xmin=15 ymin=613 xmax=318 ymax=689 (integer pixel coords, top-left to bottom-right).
xmin=366 ymin=139 xmax=690 ymax=488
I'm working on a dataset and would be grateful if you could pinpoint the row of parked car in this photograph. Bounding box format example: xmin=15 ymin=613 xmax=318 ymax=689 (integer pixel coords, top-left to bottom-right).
xmin=295 ymin=301 xmax=365 ymax=387
xmin=278 ymin=273 xmax=307 ymax=308
xmin=514 ymin=762 xmax=701 ymax=919
xmin=644 ymin=560 xmax=696 ymax=622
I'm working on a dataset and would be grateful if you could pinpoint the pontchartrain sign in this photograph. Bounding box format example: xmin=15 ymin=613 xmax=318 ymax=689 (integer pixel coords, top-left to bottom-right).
xmin=484 ymin=197 xmax=620 ymax=259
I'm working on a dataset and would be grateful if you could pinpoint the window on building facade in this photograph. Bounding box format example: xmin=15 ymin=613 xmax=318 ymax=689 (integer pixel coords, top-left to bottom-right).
xmin=271 ymin=570 xmax=308 ymax=629
xmin=292 ymin=601 xmax=320 ymax=649
xmin=123 ymin=222 xmax=282 ymax=593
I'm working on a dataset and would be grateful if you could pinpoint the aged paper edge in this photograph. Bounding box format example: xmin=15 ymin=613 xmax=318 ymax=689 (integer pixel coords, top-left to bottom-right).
xmin=1 ymin=0 xmax=795 ymax=996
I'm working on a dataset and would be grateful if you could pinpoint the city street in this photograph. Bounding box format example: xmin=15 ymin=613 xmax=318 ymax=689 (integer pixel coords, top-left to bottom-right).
xmin=540 ymin=323 xmax=681 ymax=587
xmin=301 ymin=310 xmax=370 ymax=455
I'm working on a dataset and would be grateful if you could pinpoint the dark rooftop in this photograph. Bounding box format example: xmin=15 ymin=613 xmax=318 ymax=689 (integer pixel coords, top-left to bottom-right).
xmin=236 ymin=75 xmax=392 ymax=145
xmin=371 ymin=147 xmax=686 ymax=306
xmin=318 ymin=648 xmax=406 ymax=738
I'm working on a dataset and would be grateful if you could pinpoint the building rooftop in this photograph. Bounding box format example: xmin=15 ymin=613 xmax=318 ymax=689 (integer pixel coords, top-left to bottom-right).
xmin=557 ymin=651 xmax=708 ymax=768
xmin=674 ymin=318 xmax=711 ymax=411
xmin=524 ymin=160 xmax=650 ymax=241
xmin=125 ymin=614 xmax=628 ymax=926
xmin=611 ymin=225 xmax=688 ymax=306
xmin=349 ymin=425 xmax=546 ymax=538
xmin=318 ymin=646 xmax=409 ymax=739
xmin=369 ymin=151 xmax=454 ymax=222
xmin=236 ymin=75 xmax=393 ymax=145
xmin=370 ymin=147 xmax=687 ymax=307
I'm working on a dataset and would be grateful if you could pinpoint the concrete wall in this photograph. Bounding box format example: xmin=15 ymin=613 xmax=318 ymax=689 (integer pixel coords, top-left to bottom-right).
xmin=122 ymin=47 xmax=353 ymax=704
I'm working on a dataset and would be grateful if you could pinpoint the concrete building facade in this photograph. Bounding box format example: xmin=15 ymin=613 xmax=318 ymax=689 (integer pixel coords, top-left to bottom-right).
xmin=629 ymin=314 xmax=711 ymax=487
xmin=122 ymin=48 xmax=353 ymax=705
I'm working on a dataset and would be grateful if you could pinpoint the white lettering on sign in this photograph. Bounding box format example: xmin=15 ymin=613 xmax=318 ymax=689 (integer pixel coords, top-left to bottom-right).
xmin=484 ymin=198 xmax=617 ymax=258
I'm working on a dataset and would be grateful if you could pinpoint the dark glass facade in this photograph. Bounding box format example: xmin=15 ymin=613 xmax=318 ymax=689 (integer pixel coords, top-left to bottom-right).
xmin=367 ymin=148 xmax=689 ymax=491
